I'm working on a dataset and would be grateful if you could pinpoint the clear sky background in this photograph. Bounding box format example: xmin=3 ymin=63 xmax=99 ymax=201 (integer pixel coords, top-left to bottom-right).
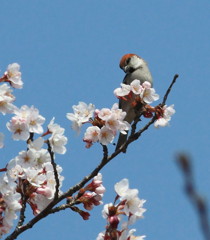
xmin=0 ymin=1 xmax=210 ymax=239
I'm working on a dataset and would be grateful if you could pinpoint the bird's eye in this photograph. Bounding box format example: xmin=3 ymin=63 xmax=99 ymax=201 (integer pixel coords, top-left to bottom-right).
xmin=126 ymin=57 xmax=131 ymax=64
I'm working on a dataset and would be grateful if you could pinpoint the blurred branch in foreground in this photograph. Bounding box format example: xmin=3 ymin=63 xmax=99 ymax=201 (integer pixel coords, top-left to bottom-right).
xmin=176 ymin=154 xmax=210 ymax=240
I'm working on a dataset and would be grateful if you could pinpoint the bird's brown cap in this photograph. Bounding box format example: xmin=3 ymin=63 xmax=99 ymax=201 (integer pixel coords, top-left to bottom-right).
xmin=119 ymin=53 xmax=140 ymax=69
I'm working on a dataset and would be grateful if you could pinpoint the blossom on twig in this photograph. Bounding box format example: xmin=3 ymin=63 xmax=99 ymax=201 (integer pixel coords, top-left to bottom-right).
xmin=4 ymin=63 xmax=23 ymax=89
xmin=97 ymin=178 xmax=146 ymax=240
xmin=67 ymin=102 xmax=130 ymax=148
xmin=154 ymin=104 xmax=175 ymax=128
xmin=7 ymin=105 xmax=45 ymax=140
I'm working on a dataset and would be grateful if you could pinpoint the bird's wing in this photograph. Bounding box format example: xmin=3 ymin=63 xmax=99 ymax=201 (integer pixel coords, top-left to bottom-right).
xmin=123 ymin=73 xmax=129 ymax=84
xmin=119 ymin=98 xmax=122 ymax=109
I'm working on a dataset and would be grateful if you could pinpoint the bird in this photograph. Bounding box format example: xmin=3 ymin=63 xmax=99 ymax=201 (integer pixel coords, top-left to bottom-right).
xmin=115 ymin=53 xmax=153 ymax=152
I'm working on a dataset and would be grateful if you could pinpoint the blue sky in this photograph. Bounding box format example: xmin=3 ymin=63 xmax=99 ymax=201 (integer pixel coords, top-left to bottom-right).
xmin=1 ymin=1 xmax=210 ymax=239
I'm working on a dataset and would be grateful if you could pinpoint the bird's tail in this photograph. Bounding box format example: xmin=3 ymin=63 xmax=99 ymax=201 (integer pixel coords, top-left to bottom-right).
xmin=115 ymin=132 xmax=128 ymax=153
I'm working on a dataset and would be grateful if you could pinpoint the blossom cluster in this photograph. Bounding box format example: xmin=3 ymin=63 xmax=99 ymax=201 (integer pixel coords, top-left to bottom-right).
xmin=67 ymin=80 xmax=175 ymax=149
xmin=6 ymin=105 xmax=67 ymax=154
xmin=0 ymin=63 xmax=68 ymax=237
xmin=80 ymin=173 xmax=105 ymax=210
xmin=0 ymin=136 xmax=65 ymax=236
xmin=0 ymin=174 xmax=22 ymax=237
xmin=2 ymin=63 xmax=23 ymax=89
xmin=114 ymin=79 xmax=175 ymax=128
xmin=68 ymin=173 xmax=106 ymax=220
xmin=154 ymin=104 xmax=175 ymax=128
xmin=6 ymin=105 xmax=45 ymax=141
xmin=0 ymin=138 xmax=65 ymax=235
xmin=0 ymin=83 xmax=16 ymax=116
xmin=97 ymin=178 xmax=146 ymax=240
xmin=67 ymin=102 xmax=130 ymax=148
xmin=0 ymin=63 xmax=24 ymax=148
xmin=44 ymin=118 xmax=68 ymax=154
xmin=114 ymin=80 xmax=159 ymax=105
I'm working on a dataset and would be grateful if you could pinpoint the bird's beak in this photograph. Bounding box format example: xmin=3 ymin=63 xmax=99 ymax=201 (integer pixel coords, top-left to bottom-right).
xmin=122 ymin=65 xmax=128 ymax=73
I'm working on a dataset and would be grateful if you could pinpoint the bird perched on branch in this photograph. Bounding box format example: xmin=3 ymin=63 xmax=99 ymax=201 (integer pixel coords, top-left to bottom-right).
xmin=115 ymin=53 xmax=153 ymax=151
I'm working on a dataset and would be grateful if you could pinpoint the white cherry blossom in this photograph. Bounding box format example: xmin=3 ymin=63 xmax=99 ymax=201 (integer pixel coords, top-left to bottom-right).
xmin=141 ymin=87 xmax=159 ymax=104
xmin=154 ymin=104 xmax=175 ymax=128
xmin=5 ymin=63 xmax=23 ymax=89
xmin=97 ymin=108 xmax=112 ymax=121
xmin=66 ymin=102 xmax=95 ymax=133
xmin=130 ymin=80 xmax=143 ymax=95
xmin=84 ymin=126 xmax=100 ymax=143
xmin=114 ymin=83 xmax=131 ymax=97
xmin=47 ymin=118 xmax=68 ymax=154
xmin=0 ymin=84 xmax=16 ymax=114
xmin=7 ymin=118 xmax=29 ymax=140
xmin=99 ymin=126 xmax=115 ymax=145
xmin=49 ymin=132 xmax=67 ymax=154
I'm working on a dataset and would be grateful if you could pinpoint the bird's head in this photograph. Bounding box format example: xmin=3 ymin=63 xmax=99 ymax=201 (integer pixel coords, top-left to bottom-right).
xmin=119 ymin=54 xmax=145 ymax=73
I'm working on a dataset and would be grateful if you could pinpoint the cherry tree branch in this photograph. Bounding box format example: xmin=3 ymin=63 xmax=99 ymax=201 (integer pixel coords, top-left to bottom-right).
xmin=162 ymin=74 xmax=178 ymax=106
xmin=5 ymin=74 xmax=178 ymax=240
xmin=54 ymin=74 xmax=179 ymax=200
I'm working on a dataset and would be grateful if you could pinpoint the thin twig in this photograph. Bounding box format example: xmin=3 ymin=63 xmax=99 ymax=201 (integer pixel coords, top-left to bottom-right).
xmin=130 ymin=110 xmax=143 ymax=136
xmin=162 ymin=74 xmax=179 ymax=106
xmin=49 ymin=203 xmax=73 ymax=214
xmin=47 ymin=140 xmax=60 ymax=200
